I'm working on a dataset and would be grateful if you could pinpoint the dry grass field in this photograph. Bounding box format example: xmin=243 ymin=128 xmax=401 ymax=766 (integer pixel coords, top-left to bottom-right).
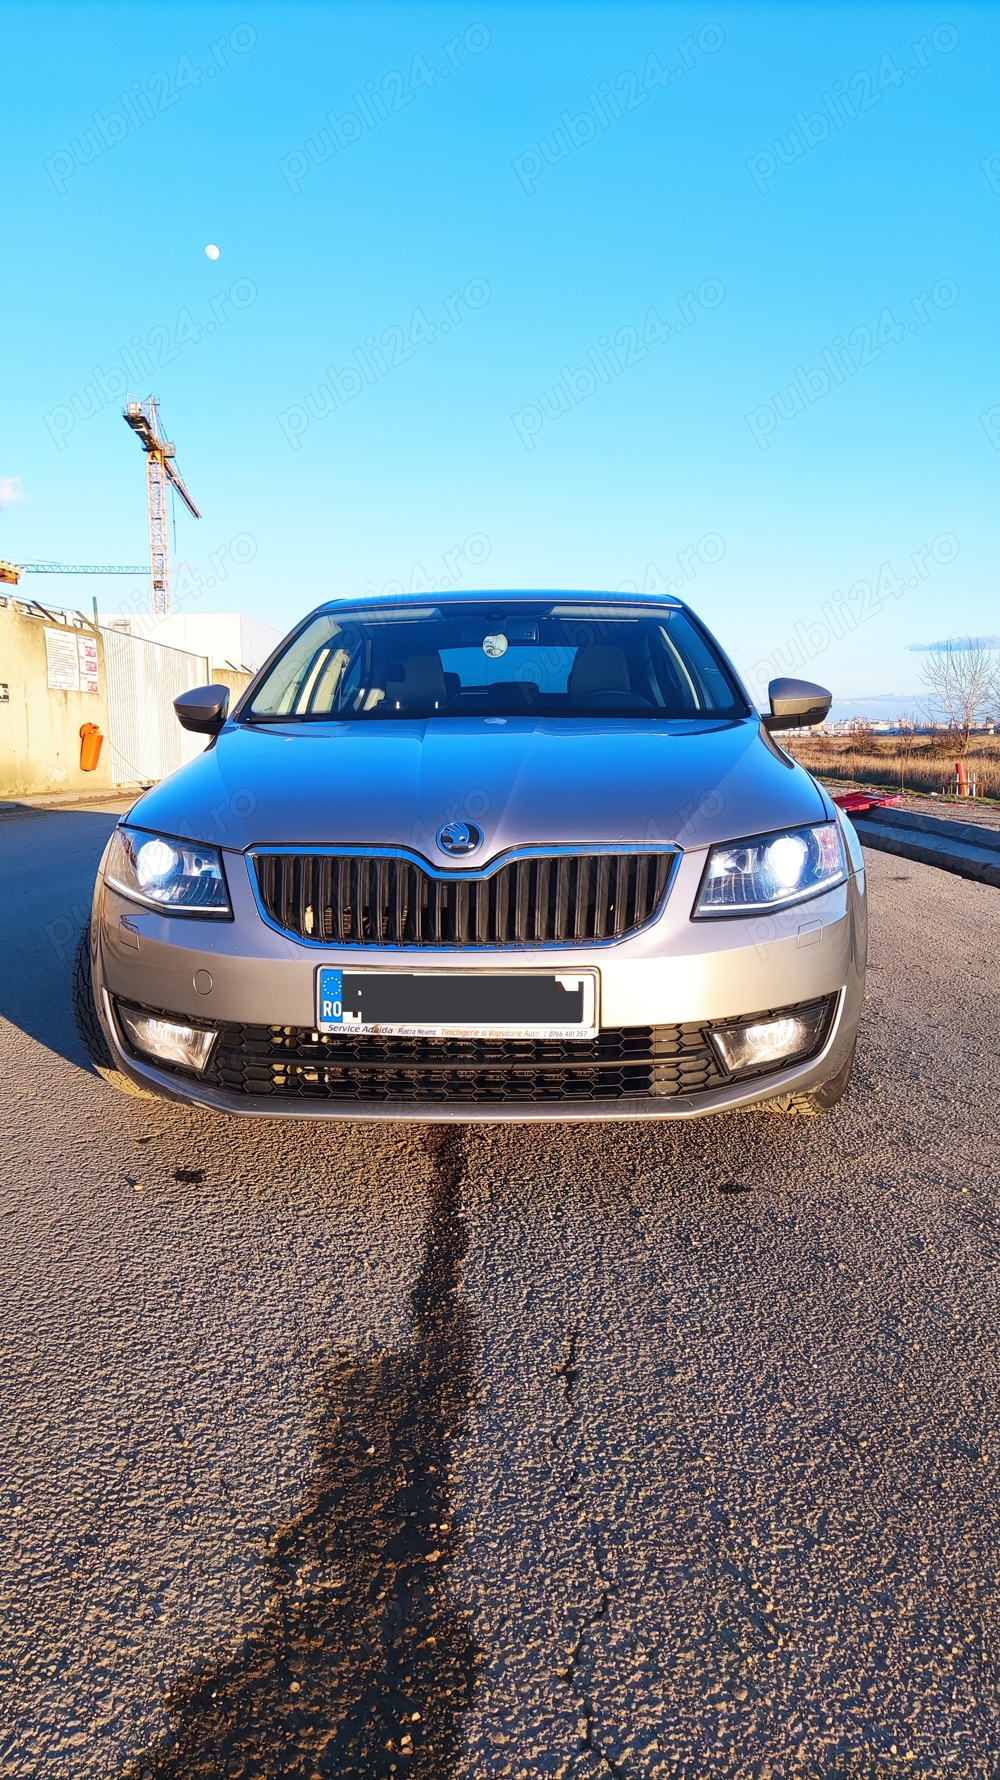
xmin=784 ymin=731 xmax=1000 ymax=802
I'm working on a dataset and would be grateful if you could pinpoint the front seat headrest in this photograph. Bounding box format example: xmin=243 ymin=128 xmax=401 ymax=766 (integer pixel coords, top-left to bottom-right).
xmin=568 ymin=645 xmax=630 ymax=696
xmin=385 ymin=653 xmax=447 ymax=709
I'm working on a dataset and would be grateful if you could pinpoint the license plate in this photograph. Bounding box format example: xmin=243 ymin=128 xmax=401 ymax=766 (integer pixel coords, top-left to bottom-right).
xmin=315 ymin=969 xmax=599 ymax=1038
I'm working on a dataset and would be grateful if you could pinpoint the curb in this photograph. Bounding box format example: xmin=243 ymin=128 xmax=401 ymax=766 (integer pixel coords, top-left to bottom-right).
xmin=850 ymin=805 xmax=1000 ymax=889
xmin=0 ymin=787 xmax=141 ymax=814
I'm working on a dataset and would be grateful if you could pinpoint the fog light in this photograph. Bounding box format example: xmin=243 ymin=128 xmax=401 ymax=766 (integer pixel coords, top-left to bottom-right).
xmin=117 ymin=1005 xmax=216 ymax=1072
xmin=710 ymin=1002 xmax=829 ymax=1077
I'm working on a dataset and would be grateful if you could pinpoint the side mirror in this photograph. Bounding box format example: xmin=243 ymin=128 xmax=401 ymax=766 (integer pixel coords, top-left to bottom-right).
xmin=762 ymin=676 xmax=831 ymax=732
xmin=174 ymin=684 xmax=230 ymax=736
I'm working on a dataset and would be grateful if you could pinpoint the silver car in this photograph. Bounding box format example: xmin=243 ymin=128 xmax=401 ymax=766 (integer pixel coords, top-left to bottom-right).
xmin=73 ymin=591 xmax=866 ymax=1122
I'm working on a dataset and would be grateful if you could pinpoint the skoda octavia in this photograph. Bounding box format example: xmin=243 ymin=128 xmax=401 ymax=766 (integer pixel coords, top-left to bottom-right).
xmin=73 ymin=591 xmax=866 ymax=1120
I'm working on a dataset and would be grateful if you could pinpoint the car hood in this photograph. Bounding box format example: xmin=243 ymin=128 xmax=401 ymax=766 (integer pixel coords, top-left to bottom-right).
xmin=128 ymin=717 xmax=827 ymax=857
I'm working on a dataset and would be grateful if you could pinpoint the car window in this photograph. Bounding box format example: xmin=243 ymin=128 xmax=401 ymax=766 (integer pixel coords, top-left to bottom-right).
xmin=245 ymin=603 xmax=748 ymax=721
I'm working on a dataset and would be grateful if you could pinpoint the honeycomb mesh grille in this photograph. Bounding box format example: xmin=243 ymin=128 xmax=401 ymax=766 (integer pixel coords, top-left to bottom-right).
xmin=253 ymin=851 xmax=675 ymax=948
xmin=210 ymin=1022 xmax=723 ymax=1104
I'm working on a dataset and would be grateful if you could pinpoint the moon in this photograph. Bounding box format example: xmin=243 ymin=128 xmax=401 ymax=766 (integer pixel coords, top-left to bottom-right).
xmin=205 ymin=244 xmax=221 ymax=260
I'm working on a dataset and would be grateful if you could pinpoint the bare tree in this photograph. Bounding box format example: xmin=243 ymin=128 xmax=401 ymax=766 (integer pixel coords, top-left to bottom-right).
xmin=919 ymin=638 xmax=1000 ymax=754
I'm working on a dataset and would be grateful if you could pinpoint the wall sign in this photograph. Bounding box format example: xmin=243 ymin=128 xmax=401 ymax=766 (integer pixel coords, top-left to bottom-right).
xmin=45 ymin=627 xmax=79 ymax=691
xmin=43 ymin=627 xmax=99 ymax=693
xmin=78 ymin=634 xmax=99 ymax=693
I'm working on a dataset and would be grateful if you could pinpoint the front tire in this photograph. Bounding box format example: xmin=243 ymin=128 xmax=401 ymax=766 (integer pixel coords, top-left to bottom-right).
xmin=762 ymin=1041 xmax=856 ymax=1116
xmin=71 ymin=922 xmax=158 ymax=1100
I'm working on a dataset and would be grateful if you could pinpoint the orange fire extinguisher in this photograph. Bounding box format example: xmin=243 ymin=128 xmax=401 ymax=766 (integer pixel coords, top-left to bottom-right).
xmin=79 ymin=722 xmax=103 ymax=771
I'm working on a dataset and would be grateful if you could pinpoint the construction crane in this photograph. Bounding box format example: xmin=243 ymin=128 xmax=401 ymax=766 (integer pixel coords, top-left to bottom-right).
xmin=0 ymin=560 xmax=147 ymax=585
xmin=123 ymin=395 xmax=201 ymax=616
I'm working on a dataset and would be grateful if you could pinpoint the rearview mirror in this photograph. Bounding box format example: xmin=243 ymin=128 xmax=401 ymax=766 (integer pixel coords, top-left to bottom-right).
xmin=174 ymin=684 xmax=230 ymax=736
xmin=762 ymin=677 xmax=831 ymax=732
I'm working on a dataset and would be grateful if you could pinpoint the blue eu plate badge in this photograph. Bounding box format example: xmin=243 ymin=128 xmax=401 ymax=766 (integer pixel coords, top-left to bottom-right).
xmin=318 ymin=968 xmax=343 ymax=1027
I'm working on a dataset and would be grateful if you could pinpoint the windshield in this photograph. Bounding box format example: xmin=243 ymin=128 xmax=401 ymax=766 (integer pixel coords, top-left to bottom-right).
xmin=244 ymin=601 xmax=748 ymax=722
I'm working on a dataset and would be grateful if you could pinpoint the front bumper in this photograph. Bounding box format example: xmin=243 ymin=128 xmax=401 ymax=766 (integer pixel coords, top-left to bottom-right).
xmin=92 ymin=842 xmax=867 ymax=1121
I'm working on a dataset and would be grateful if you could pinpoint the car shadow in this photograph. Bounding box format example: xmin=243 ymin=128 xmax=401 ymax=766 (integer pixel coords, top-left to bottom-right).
xmin=127 ymin=1126 xmax=481 ymax=1779
xmin=0 ymin=805 xmax=130 ymax=1066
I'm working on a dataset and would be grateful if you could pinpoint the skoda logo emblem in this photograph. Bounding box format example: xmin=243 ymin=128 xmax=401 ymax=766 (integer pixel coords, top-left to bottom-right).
xmin=437 ymin=820 xmax=483 ymax=856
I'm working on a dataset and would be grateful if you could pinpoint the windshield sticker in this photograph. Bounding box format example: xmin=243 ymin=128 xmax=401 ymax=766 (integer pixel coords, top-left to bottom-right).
xmin=483 ymin=633 xmax=508 ymax=658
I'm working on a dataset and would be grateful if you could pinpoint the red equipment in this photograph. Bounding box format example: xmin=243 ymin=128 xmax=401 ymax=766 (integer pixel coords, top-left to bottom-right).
xmin=831 ymin=791 xmax=900 ymax=813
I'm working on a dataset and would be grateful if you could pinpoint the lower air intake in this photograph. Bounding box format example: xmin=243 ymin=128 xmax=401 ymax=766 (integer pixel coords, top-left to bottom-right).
xmin=209 ymin=1022 xmax=724 ymax=1103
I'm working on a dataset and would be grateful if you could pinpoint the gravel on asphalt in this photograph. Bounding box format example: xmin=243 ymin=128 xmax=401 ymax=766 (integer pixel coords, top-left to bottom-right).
xmin=1 ymin=806 xmax=998 ymax=1779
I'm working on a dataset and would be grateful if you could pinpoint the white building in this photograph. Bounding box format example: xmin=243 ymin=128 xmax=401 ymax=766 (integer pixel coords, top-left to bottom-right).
xmin=98 ymin=611 xmax=284 ymax=674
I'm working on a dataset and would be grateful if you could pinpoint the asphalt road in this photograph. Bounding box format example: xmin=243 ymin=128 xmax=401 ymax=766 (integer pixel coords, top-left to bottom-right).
xmin=2 ymin=801 xmax=999 ymax=1780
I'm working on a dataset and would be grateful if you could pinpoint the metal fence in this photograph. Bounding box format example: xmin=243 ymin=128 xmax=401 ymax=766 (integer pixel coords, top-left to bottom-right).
xmin=100 ymin=625 xmax=210 ymax=786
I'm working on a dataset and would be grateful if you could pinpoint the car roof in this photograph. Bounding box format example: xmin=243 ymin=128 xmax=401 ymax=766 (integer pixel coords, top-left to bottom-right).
xmin=316 ymin=588 xmax=686 ymax=613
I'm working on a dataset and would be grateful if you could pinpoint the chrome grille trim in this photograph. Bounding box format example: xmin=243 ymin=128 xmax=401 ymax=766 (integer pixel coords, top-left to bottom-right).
xmin=249 ymin=844 xmax=677 ymax=949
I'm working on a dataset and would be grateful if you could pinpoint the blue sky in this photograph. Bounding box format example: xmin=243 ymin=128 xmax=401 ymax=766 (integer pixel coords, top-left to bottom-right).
xmin=2 ymin=0 xmax=998 ymax=718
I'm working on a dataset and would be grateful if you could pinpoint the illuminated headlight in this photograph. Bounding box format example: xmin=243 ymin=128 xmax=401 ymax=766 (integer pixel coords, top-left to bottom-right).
xmin=106 ymin=827 xmax=230 ymax=915
xmin=695 ymin=822 xmax=845 ymax=915
xmin=117 ymin=1005 xmax=217 ymax=1072
xmin=710 ymin=1002 xmax=830 ymax=1077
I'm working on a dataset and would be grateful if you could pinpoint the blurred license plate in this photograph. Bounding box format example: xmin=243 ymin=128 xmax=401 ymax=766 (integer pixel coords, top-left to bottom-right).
xmin=316 ymin=969 xmax=598 ymax=1038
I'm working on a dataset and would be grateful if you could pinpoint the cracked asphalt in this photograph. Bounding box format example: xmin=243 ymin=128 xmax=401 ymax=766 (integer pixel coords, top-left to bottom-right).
xmin=2 ymin=803 xmax=999 ymax=1780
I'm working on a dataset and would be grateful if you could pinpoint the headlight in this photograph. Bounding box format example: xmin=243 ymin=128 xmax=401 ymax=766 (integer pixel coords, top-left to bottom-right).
xmin=695 ymin=822 xmax=846 ymax=916
xmin=105 ymin=827 xmax=231 ymax=916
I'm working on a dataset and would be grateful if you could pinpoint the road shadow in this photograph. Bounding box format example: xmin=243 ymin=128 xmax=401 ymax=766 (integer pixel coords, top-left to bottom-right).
xmin=127 ymin=1127 xmax=480 ymax=1779
xmin=0 ymin=805 xmax=128 ymax=1065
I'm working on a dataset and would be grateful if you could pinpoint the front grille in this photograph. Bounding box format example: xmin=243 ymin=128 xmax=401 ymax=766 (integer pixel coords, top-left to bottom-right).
xmin=210 ymin=1022 xmax=723 ymax=1103
xmin=253 ymin=850 xmax=675 ymax=948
